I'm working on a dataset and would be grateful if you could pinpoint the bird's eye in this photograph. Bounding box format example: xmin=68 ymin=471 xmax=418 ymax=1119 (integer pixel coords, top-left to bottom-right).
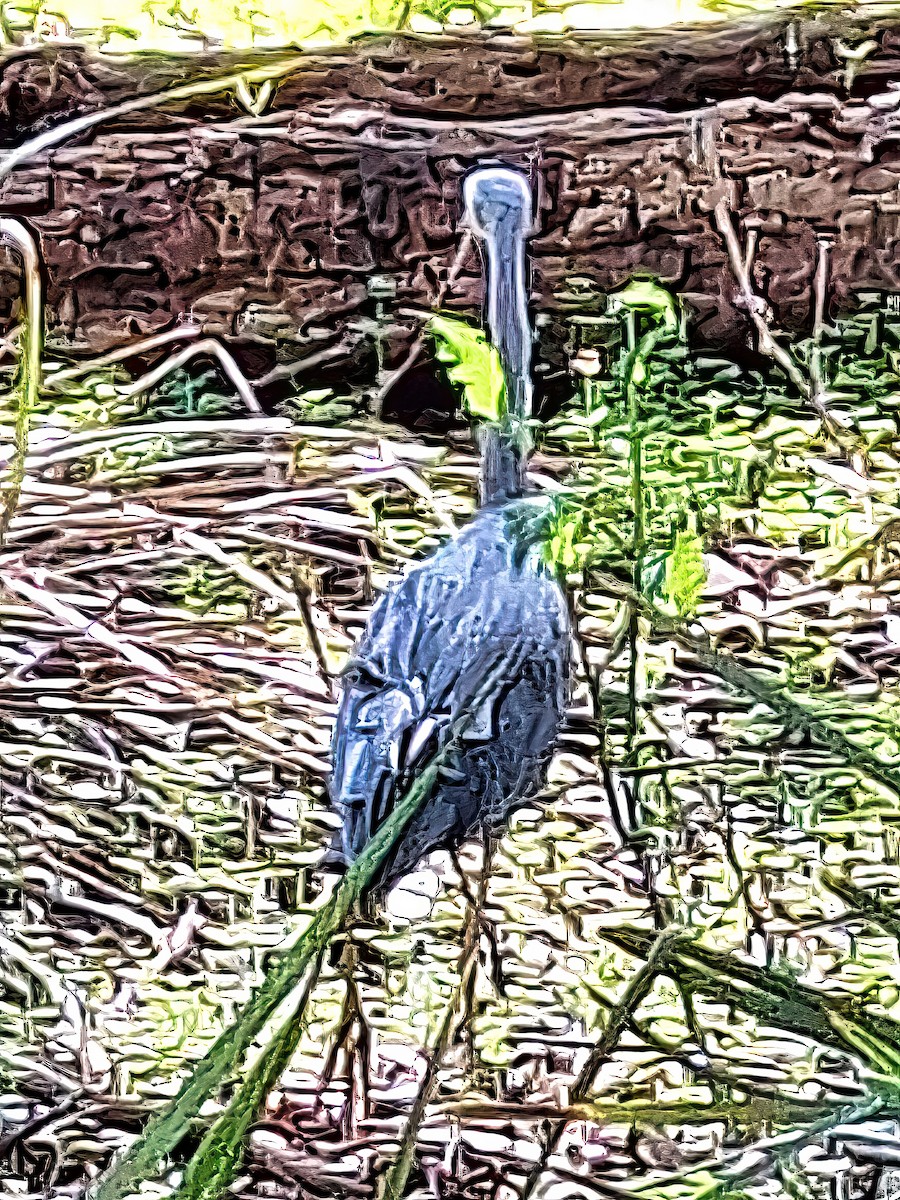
xmin=342 ymin=661 xmax=385 ymax=690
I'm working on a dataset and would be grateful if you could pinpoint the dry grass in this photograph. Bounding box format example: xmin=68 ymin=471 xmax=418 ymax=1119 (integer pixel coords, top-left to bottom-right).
xmin=1 ymin=325 xmax=900 ymax=1200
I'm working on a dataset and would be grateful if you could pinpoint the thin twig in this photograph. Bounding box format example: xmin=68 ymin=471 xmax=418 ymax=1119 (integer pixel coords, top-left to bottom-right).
xmin=43 ymin=323 xmax=203 ymax=386
xmin=713 ymin=199 xmax=858 ymax=450
xmin=0 ymin=573 xmax=175 ymax=678
xmin=548 ymin=1098 xmax=885 ymax=1200
xmin=0 ymin=1090 xmax=85 ymax=1155
xmin=378 ymin=901 xmax=482 ymax=1200
xmin=0 ymin=55 xmax=309 ymax=182
xmin=595 ymin=923 xmax=900 ymax=1075
xmin=175 ymin=529 xmax=301 ymax=614
xmin=253 ymin=339 xmax=359 ymax=388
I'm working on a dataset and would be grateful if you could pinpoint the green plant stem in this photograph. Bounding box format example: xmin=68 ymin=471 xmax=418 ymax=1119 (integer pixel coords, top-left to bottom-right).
xmin=621 ymin=1098 xmax=885 ymax=1200
xmin=588 ymin=565 xmax=900 ymax=800
xmin=822 ymin=869 xmax=900 ymax=943
xmin=0 ymin=218 xmax=42 ymax=545
xmin=625 ymin=311 xmax=643 ymax=756
xmin=92 ymin=645 xmax=521 ymax=1200
xmin=520 ymin=926 xmax=692 ymax=1200
xmin=622 ymin=316 xmax=674 ymax=768
xmin=171 ymin=947 xmax=327 ymax=1200
xmin=596 ymin=924 xmax=900 ymax=1075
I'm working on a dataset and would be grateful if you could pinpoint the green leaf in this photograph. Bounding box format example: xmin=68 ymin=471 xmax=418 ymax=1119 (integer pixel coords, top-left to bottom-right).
xmin=429 ymin=314 xmax=506 ymax=421
xmin=611 ymin=278 xmax=679 ymax=331
xmin=662 ymin=529 xmax=707 ymax=617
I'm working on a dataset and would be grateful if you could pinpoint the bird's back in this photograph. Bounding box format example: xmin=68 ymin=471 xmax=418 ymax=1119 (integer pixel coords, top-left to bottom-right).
xmin=330 ymin=502 xmax=571 ymax=889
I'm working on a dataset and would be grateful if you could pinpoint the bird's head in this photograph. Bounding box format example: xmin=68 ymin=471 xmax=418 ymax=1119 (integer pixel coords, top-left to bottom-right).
xmin=463 ymin=167 xmax=532 ymax=241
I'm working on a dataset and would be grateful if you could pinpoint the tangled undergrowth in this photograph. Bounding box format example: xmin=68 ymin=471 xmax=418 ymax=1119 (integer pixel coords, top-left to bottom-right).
xmin=3 ymin=286 xmax=900 ymax=1200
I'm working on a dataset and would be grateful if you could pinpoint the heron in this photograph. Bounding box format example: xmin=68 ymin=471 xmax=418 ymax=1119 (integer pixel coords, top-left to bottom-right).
xmin=330 ymin=166 xmax=571 ymax=894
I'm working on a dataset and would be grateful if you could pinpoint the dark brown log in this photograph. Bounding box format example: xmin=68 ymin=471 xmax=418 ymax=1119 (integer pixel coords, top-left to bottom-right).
xmin=1 ymin=12 xmax=900 ymax=401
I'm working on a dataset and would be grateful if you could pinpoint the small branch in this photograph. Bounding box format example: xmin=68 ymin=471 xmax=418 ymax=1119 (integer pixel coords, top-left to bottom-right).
xmin=315 ymin=949 xmax=365 ymax=1112
xmin=0 ymin=1090 xmax=84 ymax=1156
xmin=374 ymin=338 xmax=426 ymax=415
xmin=120 ymin=336 xmax=262 ymax=414
xmin=812 ymin=233 xmax=832 ymax=345
xmin=810 ymin=233 xmax=835 ymax=444
xmin=743 ymin=227 xmax=758 ymax=275
xmin=713 ymin=199 xmax=857 ymax=450
xmin=253 ymin=339 xmax=357 ymax=388
xmin=0 ymin=322 xmax=21 ymax=364
xmin=428 ymin=1095 xmax=829 ymax=1124
xmin=0 ymin=55 xmax=309 ymax=183
xmin=0 ymin=572 xmax=174 ymax=679
xmin=175 ymin=529 xmax=300 ymax=614
xmin=565 ymin=1098 xmax=886 ymax=1200
xmin=289 ymin=564 xmax=334 ymax=692
xmin=230 ymin=526 xmax=366 ymax=568
xmin=234 ymin=76 xmax=273 ymax=117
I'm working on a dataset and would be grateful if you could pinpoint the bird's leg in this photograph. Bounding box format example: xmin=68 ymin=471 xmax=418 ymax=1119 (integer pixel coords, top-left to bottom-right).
xmin=449 ymin=850 xmax=481 ymax=1084
xmin=450 ymin=844 xmax=504 ymax=995
xmin=318 ymin=923 xmax=372 ymax=1139
xmin=450 ymin=831 xmax=503 ymax=1092
xmin=343 ymin=955 xmax=372 ymax=1141
xmin=316 ymin=938 xmax=358 ymax=1111
xmin=480 ymin=828 xmax=506 ymax=999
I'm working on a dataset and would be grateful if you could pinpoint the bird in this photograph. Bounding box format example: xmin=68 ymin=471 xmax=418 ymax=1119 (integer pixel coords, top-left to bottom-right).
xmin=329 ymin=166 xmax=571 ymax=893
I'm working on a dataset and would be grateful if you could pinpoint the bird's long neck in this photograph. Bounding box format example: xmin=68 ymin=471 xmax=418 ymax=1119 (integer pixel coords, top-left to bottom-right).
xmin=479 ymin=208 xmax=532 ymax=506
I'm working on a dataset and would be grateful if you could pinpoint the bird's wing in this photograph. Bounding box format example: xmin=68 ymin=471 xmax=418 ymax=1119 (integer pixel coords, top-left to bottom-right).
xmin=330 ymin=567 xmax=441 ymax=859
xmin=330 ymin=665 xmax=424 ymax=859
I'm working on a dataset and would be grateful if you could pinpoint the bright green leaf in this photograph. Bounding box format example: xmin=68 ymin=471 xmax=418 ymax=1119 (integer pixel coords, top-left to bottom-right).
xmin=611 ymin=278 xmax=679 ymax=331
xmin=429 ymin=314 xmax=506 ymax=421
xmin=663 ymin=529 xmax=707 ymax=617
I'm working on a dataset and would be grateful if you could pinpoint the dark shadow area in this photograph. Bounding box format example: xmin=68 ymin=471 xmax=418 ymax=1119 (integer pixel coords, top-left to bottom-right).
xmin=381 ymin=363 xmax=467 ymax=436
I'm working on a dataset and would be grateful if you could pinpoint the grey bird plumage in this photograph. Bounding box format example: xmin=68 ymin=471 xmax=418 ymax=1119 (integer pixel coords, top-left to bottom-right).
xmin=329 ymin=166 xmax=571 ymax=891
xmin=331 ymin=501 xmax=570 ymax=888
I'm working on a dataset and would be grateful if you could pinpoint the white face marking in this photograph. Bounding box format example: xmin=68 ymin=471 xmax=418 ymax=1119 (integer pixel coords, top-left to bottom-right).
xmin=407 ymin=716 xmax=440 ymax=764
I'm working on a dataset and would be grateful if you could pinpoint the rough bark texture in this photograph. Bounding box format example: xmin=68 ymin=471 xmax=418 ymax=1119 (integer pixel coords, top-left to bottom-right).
xmin=1 ymin=11 xmax=900 ymax=402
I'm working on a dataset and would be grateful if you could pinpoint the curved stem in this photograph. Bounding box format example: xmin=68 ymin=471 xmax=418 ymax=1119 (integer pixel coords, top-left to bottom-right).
xmin=43 ymin=323 xmax=202 ymax=386
xmin=119 ymin=336 xmax=261 ymax=413
xmin=0 ymin=217 xmax=42 ymax=544
xmin=624 ymin=319 xmax=666 ymax=759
